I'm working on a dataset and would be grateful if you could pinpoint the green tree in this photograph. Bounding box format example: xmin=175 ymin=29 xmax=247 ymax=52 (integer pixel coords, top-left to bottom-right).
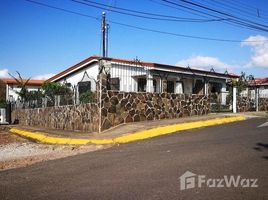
xmin=41 ymin=82 xmax=73 ymax=105
xmin=227 ymin=72 xmax=254 ymax=99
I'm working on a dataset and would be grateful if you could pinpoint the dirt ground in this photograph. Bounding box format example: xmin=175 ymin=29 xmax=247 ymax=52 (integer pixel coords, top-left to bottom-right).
xmin=0 ymin=131 xmax=110 ymax=171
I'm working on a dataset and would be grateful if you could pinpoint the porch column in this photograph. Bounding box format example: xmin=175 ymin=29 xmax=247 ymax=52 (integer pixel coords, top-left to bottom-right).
xmin=156 ymin=79 xmax=161 ymax=93
xmin=221 ymin=82 xmax=227 ymax=105
xmin=146 ymin=72 xmax=154 ymax=93
xmin=256 ymin=87 xmax=259 ymax=112
xmin=233 ymin=86 xmax=237 ymax=113
xmin=175 ymin=78 xmax=183 ymax=94
xmin=162 ymin=79 xmax=167 ymax=93
xmin=204 ymin=80 xmax=209 ymax=95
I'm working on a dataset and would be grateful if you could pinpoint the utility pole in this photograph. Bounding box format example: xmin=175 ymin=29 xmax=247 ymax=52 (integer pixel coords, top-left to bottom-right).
xmin=99 ymin=12 xmax=109 ymax=133
xmin=102 ymin=12 xmax=108 ymax=57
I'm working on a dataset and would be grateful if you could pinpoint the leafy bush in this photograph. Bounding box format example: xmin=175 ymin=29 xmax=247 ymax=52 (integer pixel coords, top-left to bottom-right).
xmin=41 ymin=82 xmax=72 ymax=96
xmin=41 ymin=82 xmax=73 ymax=105
xmin=79 ymin=91 xmax=95 ymax=104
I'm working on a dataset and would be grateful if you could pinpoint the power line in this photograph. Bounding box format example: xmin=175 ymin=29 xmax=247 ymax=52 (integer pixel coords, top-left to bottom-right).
xmin=171 ymin=0 xmax=268 ymax=31
xmin=201 ymin=0 xmax=268 ymax=21
xmin=108 ymin=20 xmax=243 ymax=42
xmin=25 ymin=0 xmax=99 ymax=21
xmin=80 ymin=0 xmax=228 ymax=22
xmin=73 ymin=0 xmax=229 ymax=23
xmin=77 ymin=0 xmax=268 ymax=33
xmin=222 ymin=0 xmax=268 ymax=18
xmin=161 ymin=0 xmax=268 ymax=32
xmin=149 ymin=0 xmax=267 ymax=32
xmin=149 ymin=0 xmax=216 ymax=20
xmin=24 ymin=0 xmax=268 ymax=43
xmin=180 ymin=0 xmax=268 ymax=26
xmin=224 ymin=0 xmax=268 ymax=14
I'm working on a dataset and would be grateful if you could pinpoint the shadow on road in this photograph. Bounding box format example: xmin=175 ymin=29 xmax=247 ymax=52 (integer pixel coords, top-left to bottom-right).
xmin=253 ymin=143 xmax=268 ymax=160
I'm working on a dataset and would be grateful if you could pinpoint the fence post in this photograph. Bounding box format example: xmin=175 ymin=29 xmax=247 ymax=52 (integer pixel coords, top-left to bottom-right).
xmin=162 ymin=79 xmax=168 ymax=93
xmin=6 ymin=102 xmax=11 ymax=124
xmin=256 ymin=87 xmax=259 ymax=112
xmin=233 ymin=86 xmax=237 ymax=113
xmin=146 ymin=72 xmax=154 ymax=92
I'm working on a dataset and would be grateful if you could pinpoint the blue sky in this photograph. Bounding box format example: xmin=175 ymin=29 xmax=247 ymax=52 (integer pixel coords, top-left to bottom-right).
xmin=1 ymin=0 xmax=268 ymax=79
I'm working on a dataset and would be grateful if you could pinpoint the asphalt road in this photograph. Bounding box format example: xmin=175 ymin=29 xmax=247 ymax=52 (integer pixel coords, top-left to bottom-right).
xmin=0 ymin=118 xmax=267 ymax=200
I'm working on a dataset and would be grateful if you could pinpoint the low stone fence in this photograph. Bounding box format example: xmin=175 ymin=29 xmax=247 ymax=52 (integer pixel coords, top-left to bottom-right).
xmin=12 ymin=91 xmax=210 ymax=133
xmin=259 ymin=98 xmax=268 ymax=111
xmin=237 ymin=97 xmax=268 ymax=112
xmin=11 ymin=103 xmax=99 ymax=132
xmin=100 ymin=91 xmax=210 ymax=130
xmin=237 ymin=97 xmax=255 ymax=112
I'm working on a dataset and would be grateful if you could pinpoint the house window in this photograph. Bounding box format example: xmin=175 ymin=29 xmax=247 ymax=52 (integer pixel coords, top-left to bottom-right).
xmin=65 ymin=83 xmax=72 ymax=88
xmin=209 ymin=82 xmax=222 ymax=94
xmin=138 ymin=78 xmax=146 ymax=92
xmin=78 ymin=81 xmax=91 ymax=94
xmin=167 ymin=81 xmax=174 ymax=93
xmin=110 ymin=78 xmax=120 ymax=91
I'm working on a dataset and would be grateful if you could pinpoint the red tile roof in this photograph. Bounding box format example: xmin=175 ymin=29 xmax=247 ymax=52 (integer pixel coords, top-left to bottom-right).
xmin=0 ymin=78 xmax=44 ymax=86
xmin=249 ymin=77 xmax=268 ymax=85
xmin=47 ymin=55 xmax=239 ymax=82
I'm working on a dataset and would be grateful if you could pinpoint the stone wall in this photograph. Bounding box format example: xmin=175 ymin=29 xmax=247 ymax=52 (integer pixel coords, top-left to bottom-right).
xmin=259 ymin=98 xmax=268 ymax=111
xmin=11 ymin=91 xmax=210 ymax=132
xmin=237 ymin=97 xmax=255 ymax=112
xmin=237 ymin=97 xmax=268 ymax=112
xmin=100 ymin=91 xmax=210 ymax=130
xmin=12 ymin=103 xmax=99 ymax=132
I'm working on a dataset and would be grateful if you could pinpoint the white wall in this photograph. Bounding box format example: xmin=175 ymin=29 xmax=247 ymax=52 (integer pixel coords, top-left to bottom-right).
xmin=241 ymin=86 xmax=268 ymax=98
xmin=110 ymin=63 xmax=147 ymax=92
xmin=6 ymin=84 xmax=40 ymax=101
xmin=57 ymin=63 xmax=99 ymax=91
xmin=259 ymin=86 xmax=268 ymax=98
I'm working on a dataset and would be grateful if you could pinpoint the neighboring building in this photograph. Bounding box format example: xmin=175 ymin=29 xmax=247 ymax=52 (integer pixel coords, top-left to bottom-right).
xmin=241 ymin=77 xmax=268 ymax=99
xmin=0 ymin=78 xmax=44 ymax=101
xmin=47 ymin=55 xmax=239 ymax=105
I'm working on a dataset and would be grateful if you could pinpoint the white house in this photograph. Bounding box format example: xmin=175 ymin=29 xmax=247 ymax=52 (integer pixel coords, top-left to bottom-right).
xmin=47 ymin=55 xmax=239 ymax=105
xmin=0 ymin=78 xmax=44 ymax=101
xmin=241 ymin=77 xmax=268 ymax=99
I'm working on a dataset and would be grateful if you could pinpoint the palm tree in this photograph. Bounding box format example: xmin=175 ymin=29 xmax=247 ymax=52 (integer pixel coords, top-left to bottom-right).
xmin=8 ymin=71 xmax=31 ymax=101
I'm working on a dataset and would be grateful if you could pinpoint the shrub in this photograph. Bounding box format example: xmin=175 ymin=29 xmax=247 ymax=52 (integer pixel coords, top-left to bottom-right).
xmin=79 ymin=91 xmax=95 ymax=103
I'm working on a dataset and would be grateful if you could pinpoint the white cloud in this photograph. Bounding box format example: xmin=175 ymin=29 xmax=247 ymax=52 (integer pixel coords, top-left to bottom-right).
xmin=176 ymin=55 xmax=232 ymax=72
xmin=242 ymin=35 xmax=268 ymax=68
xmin=0 ymin=69 xmax=10 ymax=78
xmin=32 ymin=73 xmax=55 ymax=80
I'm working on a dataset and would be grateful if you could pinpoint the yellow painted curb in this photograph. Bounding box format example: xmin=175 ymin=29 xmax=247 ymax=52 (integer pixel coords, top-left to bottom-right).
xmin=10 ymin=116 xmax=246 ymax=145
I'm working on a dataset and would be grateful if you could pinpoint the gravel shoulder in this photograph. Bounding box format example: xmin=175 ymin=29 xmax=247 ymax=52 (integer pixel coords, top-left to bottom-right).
xmin=0 ymin=131 xmax=111 ymax=171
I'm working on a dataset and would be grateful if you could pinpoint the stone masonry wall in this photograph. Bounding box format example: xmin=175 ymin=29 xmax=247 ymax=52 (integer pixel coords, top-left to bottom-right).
xmin=100 ymin=91 xmax=210 ymax=130
xmin=237 ymin=97 xmax=255 ymax=112
xmin=237 ymin=97 xmax=268 ymax=112
xmin=12 ymin=103 xmax=99 ymax=132
xmin=11 ymin=91 xmax=210 ymax=133
xmin=259 ymin=98 xmax=268 ymax=111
